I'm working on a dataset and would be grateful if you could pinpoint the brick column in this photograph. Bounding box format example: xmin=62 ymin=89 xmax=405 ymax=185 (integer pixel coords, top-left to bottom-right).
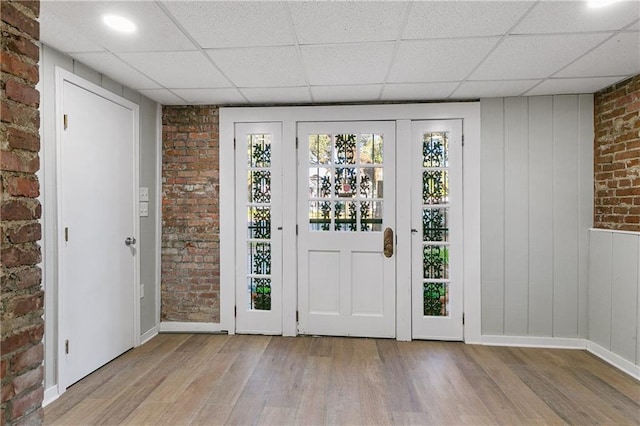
xmin=161 ymin=106 xmax=220 ymax=323
xmin=594 ymin=75 xmax=640 ymax=231
xmin=1 ymin=1 xmax=44 ymax=425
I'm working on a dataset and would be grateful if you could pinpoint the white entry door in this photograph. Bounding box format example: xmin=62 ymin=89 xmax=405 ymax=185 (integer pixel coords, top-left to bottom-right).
xmin=235 ymin=122 xmax=282 ymax=334
xmin=59 ymin=77 xmax=138 ymax=387
xmin=411 ymin=120 xmax=463 ymax=340
xmin=297 ymin=121 xmax=396 ymax=338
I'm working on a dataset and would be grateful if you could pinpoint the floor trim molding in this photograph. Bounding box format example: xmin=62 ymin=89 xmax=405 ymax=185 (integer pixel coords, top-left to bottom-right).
xmin=159 ymin=321 xmax=223 ymax=333
xmin=481 ymin=335 xmax=586 ymax=349
xmin=586 ymin=340 xmax=640 ymax=381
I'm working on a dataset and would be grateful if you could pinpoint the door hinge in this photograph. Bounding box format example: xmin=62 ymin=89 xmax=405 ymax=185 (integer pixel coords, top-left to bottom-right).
xmin=65 ymin=339 xmax=69 ymax=354
xmin=295 ymin=137 xmax=299 ymax=149
xmin=64 ymin=227 xmax=69 ymax=242
xmin=462 ymin=134 xmax=465 ymax=146
xmin=462 ymin=313 xmax=465 ymax=325
xmin=296 ymin=224 xmax=298 ymax=236
xmin=234 ymin=306 xmax=237 ymax=317
xmin=296 ymin=310 xmax=299 ymax=322
xmin=63 ymin=114 xmax=68 ymax=130
xmin=233 ymin=138 xmax=236 ymax=150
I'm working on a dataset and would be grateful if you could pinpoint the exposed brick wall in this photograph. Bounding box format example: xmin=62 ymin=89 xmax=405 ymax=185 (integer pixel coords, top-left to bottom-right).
xmin=1 ymin=1 xmax=44 ymax=424
xmin=161 ymin=106 xmax=220 ymax=323
xmin=594 ymin=75 xmax=640 ymax=231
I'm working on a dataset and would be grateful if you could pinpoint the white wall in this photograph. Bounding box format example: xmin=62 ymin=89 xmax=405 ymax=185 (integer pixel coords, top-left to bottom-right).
xmin=588 ymin=229 xmax=640 ymax=376
xmin=40 ymin=44 xmax=160 ymax=400
xmin=480 ymin=95 xmax=594 ymax=339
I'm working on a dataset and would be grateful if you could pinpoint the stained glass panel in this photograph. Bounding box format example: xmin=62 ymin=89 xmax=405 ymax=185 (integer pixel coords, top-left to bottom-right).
xmin=335 ymin=134 xmax=357 ymax=165
xmin=247 ymin=170 xmax=271 ymax=203
xmin=422 ymin=208 xmax=449 ymax=242
xmin=248 ymin=134 xmax=271 ymax=167
xmin=359 ymin=168 xmax=383 ymax=198
xmin=358 ymin=134 xmax=383 ymax=165
xmin=335 ymin=167 xmax=357 ymax=198
xmin=248 ymin=277 xmax=271 ymax=311
xmin=309 ymin=134 xmax=332 ymax=165
xmin=423 ymin=283 xmax=448 ymax=316
xmin=422 ymin=170 xmax=448 ymax=205
xmin=423 ymin=245 xmax=449 ymax=279
xmin=247 ymin=207 xmax=270 ymax=239
xmin=422 ymin=132 xmax=448 ymax=168
xmin=335 ymin=201 xmax=356 ymax=232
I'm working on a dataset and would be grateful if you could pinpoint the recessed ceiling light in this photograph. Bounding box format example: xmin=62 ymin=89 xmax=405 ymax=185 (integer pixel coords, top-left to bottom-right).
xmin=102 ymin=14 xmax=136 ymax=33
xmin=587 ymin=0 xmax=619 ymax=8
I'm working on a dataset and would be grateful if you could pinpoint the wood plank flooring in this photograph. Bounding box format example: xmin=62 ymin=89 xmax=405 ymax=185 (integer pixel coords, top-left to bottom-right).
xmin=44 ymin=334 xmax=640 ymax=425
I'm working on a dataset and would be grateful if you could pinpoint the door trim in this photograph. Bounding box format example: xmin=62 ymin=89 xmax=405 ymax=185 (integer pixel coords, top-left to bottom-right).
xmin=219 ymin=103 xmax=481 ymax=343
xmin=54 ymin=68 xmax=140 ymax=391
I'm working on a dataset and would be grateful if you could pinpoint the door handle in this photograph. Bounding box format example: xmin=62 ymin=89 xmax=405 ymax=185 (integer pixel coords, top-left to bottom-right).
xmin=125 ymin=237 xmax=136 ymax=246
xmin=383 ymin=228 xmax=393 ymax=258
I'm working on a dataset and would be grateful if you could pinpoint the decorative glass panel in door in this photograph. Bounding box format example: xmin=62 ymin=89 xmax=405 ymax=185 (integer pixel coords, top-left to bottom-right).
xmin=411 ymin=120 xmax=463 ymax=340
xmin=235 ymin=123 xmax=282 ymax=334
xmin=298 ymin=121 xmax=396 ymax=338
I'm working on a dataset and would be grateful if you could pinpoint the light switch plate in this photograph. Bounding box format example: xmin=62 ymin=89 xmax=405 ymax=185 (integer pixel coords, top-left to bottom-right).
xmin=139 ymin=187 xmax=149 ymax=202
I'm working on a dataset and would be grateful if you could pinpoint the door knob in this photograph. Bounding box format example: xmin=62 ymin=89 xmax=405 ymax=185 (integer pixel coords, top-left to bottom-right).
xmin=383 ymin=228 xmax=393 ymax=258
xmin=125 ymin=237 xmax=136 ymax=246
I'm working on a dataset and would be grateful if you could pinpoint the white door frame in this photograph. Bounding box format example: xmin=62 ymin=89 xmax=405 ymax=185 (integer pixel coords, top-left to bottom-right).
xmin=55 ymin=68 xmax=140 ymax=392
xmin=219 ymin=103 xmax=481 ymax=343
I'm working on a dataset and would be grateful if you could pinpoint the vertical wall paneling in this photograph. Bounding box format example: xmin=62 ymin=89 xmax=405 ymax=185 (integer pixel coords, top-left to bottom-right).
xmin=577 ymin=95 xmax=594 ymax=338
xmin=552 ymin=95 xmax=580 ymax=337
xmin=503 ymin=98 xmax=529 ymax=335
xmin=527 ymin=96 xmax=554 ymax=336
xmin=480 ymin=98 xmax=505 ymax=334
xmin=588 ymin=231 xmax=613 ymax=348
xmin=610 ymin=233 xmax=639 ymax=363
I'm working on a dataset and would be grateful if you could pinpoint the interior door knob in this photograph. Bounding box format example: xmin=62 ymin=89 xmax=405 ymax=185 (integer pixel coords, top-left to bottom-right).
xmin=125 ymin=237 xmax=136 ymax=246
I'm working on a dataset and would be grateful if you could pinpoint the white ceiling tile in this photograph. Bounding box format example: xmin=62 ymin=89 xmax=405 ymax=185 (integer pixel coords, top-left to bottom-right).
xmin=118 ymin=52 xmax=231 ymax=89
xmin=556 ymin=32 xmax=640 ymax=77
xmin=470 ymin=34 xmax=611 ymax=80
xmin=525 ymin=77 xmax=628 ymax=96
xmin=171 ymin=88 xmax=246 ymax=105
xmin=240 ymin=87 xmax=312 ymax=104
xmin=289 ymin=2 xmax=406 ymax=45
xmin=628 ymin=21 xmax=640 ymax=30
xmin=404 ymin=1 xmax=533 ymax=39
xmin=137 ymin=89 xmax=185 ymax=105
xmin=514 ymin=1 xmax=640 ymax=34
xmin=206 ymin=47 xmax=306 ymax=88
xmin=40 ymin=1 xmax=196 ymax=52
xmin=39 ymin=6 xmax=105 ymax=53
xmin=451 ymin=80 xmax=541 ymax=99
xmin=301 ymin=43 xmax=395 ymax=86
xmin=71 ymin=52 xmax=160 ymax=90
xmin=311 ymin=85 xmax=382 ymax=103
xmin=389 ymin=38 xmax=499 ymax=83
xmin=161 ymin=1 xmax=294 ymax=48
xmin=381 ymin=83 xmax=459 ymax=101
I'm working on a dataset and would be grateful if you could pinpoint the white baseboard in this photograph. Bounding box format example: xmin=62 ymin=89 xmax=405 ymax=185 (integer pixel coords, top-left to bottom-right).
xmin=159 ymin=321 xmax=223 ymax=333
xmin=482 ymin=335 xmax=587 ymax=349
xmin=140 ymin=326 xmax=159 ymax=345
xmin=43 ymin=385 xmax=60 ymax=407
xmin=586 ymin=341 xmax=640 ymax=381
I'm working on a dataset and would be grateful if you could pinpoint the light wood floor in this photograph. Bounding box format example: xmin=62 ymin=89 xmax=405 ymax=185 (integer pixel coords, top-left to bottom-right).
xmin=45 ymin=333 xmax=639 ymax=425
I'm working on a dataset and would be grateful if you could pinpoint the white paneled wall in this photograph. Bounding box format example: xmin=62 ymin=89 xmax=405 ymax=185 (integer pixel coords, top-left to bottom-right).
xmin=481 ymin=95 xmax=593 ymax=338
xmin=589 ymin=230 xmax=640 ymax=370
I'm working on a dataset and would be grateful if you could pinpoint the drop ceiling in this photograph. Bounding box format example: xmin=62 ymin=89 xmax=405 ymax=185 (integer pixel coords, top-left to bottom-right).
xmin=39 ymin=1 xmax=640 ymax=105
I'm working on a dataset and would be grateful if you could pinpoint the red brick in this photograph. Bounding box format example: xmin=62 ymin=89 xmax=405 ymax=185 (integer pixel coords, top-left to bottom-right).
xmin=0 ymin=99 xmax=39 ymax=128
xmin=13 ymin=1 xmax=39 ymax=16
xmin=4 ymin=175 xmax=39 ymax=197
xmin=0 ymin=243 xmax=41 ymax=268
xmin=1 ymin=383 xmax=15 ymax=404
xmin=0 ymin=150 xmax=39 ymax=173
xmin=5 ymin=223 xmax=41 ymax=243
xmin=4 ymin=31 xmax=39 ymax=61
xmin=4 ymin=80 xmax=39 ymax=107
xmin=11 ymin=292 xmax=43 ymax=317
xmin=6 ymin=127 xmax=40 ymax=152
xmin=0 ymin=1 xmax=39 ymax=40
xmin=4 ymin=267 xmax=41 ymax=290
xmin=10 ymin=386 xmax=43 ymax=420
xmin=0 ymin=198 xmax=41 ymax=220
xmin=0 ymin=51 xmax=38 ymax=85
xmin=12 ymin=343 xmax=42 ymax=373
xmin=12 ymin=366 xmax=42 ymax=395
xmin=0 ymin=325 xmax=43 ymax=357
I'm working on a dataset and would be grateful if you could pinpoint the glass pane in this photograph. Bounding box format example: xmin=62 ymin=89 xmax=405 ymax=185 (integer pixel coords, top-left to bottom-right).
xmin=423 ymin=282 xmax=448 ymax=316
xmin=335 ymin=167 xmax=357 ymax=198
xmin=308 ymin=167 xmax=332 ymax=199
xmin=248 ymin=134 xmax=271 ymax=167
xmin=247 ymin=207 xmax=270 ymax=239
xmin=423 ymin=208 xmax=449 ymax=242
xmin=335 ymin=201 xmax=356 ymax=232
xmin=335 ymin=134 xmax=356 ymax=165
xmin=248 ymin=242 xmax=271 ymax=275
xmin=423 ymin=245 xmax=449 ymax=279
xmin=358 ymin=133 xmax=383 ymax=165
xmin=309 ymin=201 xmax=331 ymax=231
xmin=360 ymin=201 xmax=383 ymax=232
xmin=248 ymin=277 xmax=271 ymax=311
xmin=309 ymin=134 xmax=331 ymax=165
xmin=248 ymin=170 xmax=271 ymax=203
xmin=359 ymin=168 xmax=383 ymax=198
xmin=422 ymin=170 xmax=448 ymax=205
xmin=422 ymin=132 xmax=448 ymax=168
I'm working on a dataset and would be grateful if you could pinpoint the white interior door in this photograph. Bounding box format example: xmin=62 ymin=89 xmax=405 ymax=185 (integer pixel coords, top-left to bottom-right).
xmin=60 ymin=78 xmax=138 ymax=387
xmin=297 ymin=121 xmax=396 ymax=338
xmin=235 ymin=122 xmax=282 ymax=334
xmin=411 ymin=120 xmax=463 ymax=340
